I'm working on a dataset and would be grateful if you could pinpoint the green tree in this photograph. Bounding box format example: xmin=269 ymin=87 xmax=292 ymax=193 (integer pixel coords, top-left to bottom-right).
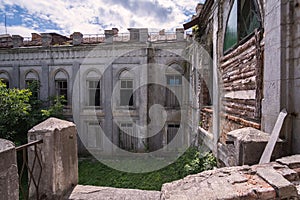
xmin=0 ymin=80 xmax=65 ymax=145
xmin=0 ymin=81 xmax=31 ymax=144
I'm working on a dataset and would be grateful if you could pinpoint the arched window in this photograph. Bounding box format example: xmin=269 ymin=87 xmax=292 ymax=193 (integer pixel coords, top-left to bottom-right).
xmin=119 ymin=70 xmax=134 ymax=107
xmin=165 ymin=64 xmax=183 ymax=108
xmin=25 ymin=71 xmax=39 ymax=98
xmin=86 ymin=70 xmax=101 ymax=107
xmin=0 ymin=72 xmax=10 ymax=88
xmin=224 ymin=0 xmax=261 ymax=53
xmin=55 ymin=70 xmax=68 ymax=104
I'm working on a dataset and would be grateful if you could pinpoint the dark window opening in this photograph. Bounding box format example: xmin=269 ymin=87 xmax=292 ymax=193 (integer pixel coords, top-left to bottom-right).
xmin=87 ymin=80 xmax=101 ymax=107
xmin=120 ymin=79 xmax=134 ymax=106
xmin=26 ymin=80 xmax=40 ymax=99
xmin=167 ymin=124 xmax=180 ymax=144
xmin=55 ymin=80 xmax=68 ymax=105
xmin=119 ymin=123 xmax=138 ymax=151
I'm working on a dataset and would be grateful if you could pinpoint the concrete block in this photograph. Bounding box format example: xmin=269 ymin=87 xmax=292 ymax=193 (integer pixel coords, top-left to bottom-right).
xmin=226 ymin=127 xmax=284 ymax=166
xmin=28 ymin=117 xmax=78 ymax=199
xmin=0 ymin=139 xmax=19 ymax=200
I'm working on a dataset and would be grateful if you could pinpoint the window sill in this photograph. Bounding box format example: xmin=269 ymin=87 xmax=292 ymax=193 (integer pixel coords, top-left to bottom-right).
xmin=117 ymin=106 xmax=136 ymax=110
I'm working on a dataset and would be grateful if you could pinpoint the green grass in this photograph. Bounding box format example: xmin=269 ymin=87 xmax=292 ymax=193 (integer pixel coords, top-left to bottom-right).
xmin=78 ymin=147 xmax=216 ymax=191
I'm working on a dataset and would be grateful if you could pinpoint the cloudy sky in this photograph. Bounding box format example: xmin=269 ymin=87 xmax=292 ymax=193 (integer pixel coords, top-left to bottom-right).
xmin=0 ymin=0 xmax=204 ymax=37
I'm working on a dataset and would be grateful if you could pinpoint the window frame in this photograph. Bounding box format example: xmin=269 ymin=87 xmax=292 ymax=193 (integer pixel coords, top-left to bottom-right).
xmin=86 ymin=79 xmax=101 ymax=107
xmin=165 ymin=74 xmax=182 ymax=108
xmin=87 ymin=121 xmax=103 ymax=150
xmin=119 ymin=79 xmax=134 ymax=107
xmin=55 ymin=79 xmax=68 ymax=104
xmin=223 ymin=0 xmax=262 ymax=54
xmin=118 ymin=122 xmax=138 ymax=151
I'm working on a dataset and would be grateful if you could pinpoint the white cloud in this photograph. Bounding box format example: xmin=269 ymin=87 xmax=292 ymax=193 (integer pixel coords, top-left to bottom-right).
xmin=0 ymin=0 xmax=200 ymax=36
xmin=0 ymin=24 xmax=38 ymax=37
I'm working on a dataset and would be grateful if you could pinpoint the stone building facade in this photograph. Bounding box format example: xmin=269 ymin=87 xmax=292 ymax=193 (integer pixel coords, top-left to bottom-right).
xmin=0 ymin=28 xmax=195 ymax=154
xmin=185 ymin=0 xmax=300 ymax=165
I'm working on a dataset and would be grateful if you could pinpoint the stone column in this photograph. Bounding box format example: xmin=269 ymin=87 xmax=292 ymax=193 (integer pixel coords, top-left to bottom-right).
xmin=176 ymin=28 xmax=185 ymax=41
xmin=28 ymin=118 xmax=78 ymax=199
xmin=12 ymin=35 xmax=24 ymax=48
xmin=41 ymin=33 xmax=52 ymax=47
xmin=0 ymin=139 xmax=19 ymax=200
xmin=72 ymin=32 xmax=83 ymax=46
xmin=104 ymin=30 xmax=114 ymax=43
xmin=139 ymin=28 xmax=148 ymax=42
xmin=128 ymin=28 xmax=139 ymax=42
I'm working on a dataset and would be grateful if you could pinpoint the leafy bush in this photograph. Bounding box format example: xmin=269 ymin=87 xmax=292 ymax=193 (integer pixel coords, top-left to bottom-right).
xmin=184 ymin=151 xmax=217 ymax=175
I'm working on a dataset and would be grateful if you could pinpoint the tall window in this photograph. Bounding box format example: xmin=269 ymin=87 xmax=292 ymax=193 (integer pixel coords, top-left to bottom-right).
xmin=25 ymin=71 xmax=39 ymax=99
xmin=87 ymin=81 xmax=100 ymax=106
xmin=119 ymin=122 xmax=138 ymax=151
xmin=87 ymin=122 xmax=102 ymax=149
xmin=166 ymin=75 xmax=182 ymax=108
xmin=120 ymin=79 xmax=134 ymax=106
xmin=55 ymin=70 xmax=68 ymax=104
xmin=167 ymin=124 xmax=180 ymax=149
xmin=224 ymin=0 xmax=261 ymax=52
xmin=86 ymin=70 xmax=101 ymax=107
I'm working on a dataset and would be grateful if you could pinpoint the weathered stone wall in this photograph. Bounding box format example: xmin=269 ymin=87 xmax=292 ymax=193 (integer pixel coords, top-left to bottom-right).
xmin=292 ymin=1 xmax=300 ymax=153
xmin=0 ymin=139 xmax=19 ymax=200
xmin=200 ymin=107 xmax=213 ymax=132
xmin=262 ymin=0 xmax=300 ymax=155
xmin=161 ymin=155 xmax=300 ymax=200
xmin=28 ymin=118 xmax=78 ymax=199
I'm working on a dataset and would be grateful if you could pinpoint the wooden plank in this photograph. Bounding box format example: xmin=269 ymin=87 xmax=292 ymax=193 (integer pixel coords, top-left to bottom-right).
xmin=259 ymin=109 xmax=288 ymax=164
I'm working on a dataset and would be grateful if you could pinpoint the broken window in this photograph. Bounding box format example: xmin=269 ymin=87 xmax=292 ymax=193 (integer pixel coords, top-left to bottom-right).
xmin=25 ymin=71 xmax=40 ymax=99
xmin=87 ymin=80 xmax=101 ymax=107
xmin=55 ymin=70 xmax=68 ymax=105
xmin=224 ymin=0 xmax=261 ymax=53
xmin=86 ymin=70 xmax=101 ymax=107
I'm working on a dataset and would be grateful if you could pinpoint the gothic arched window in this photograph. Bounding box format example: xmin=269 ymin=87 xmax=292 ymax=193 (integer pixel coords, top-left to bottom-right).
xmin=224 ymin=0 xmax=261 ymax=53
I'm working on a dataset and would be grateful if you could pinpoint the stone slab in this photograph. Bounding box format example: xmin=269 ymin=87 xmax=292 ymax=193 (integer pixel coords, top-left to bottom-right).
xmin=259 ymin=109 xmax=288 ymax=164
xmin=277 ymin=155 xmax=300 ymax=169
xmin=67 ymin=185 xmax=161 ymax=200
xmin=256 ymin=167 xmax=298 ymax=199
xmin=161 ymin=166 xmax=276 ymax=200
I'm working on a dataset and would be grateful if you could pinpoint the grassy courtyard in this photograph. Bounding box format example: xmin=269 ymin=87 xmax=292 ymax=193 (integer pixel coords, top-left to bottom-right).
xmin=78 ymin=147 xmax=216 ymax=191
